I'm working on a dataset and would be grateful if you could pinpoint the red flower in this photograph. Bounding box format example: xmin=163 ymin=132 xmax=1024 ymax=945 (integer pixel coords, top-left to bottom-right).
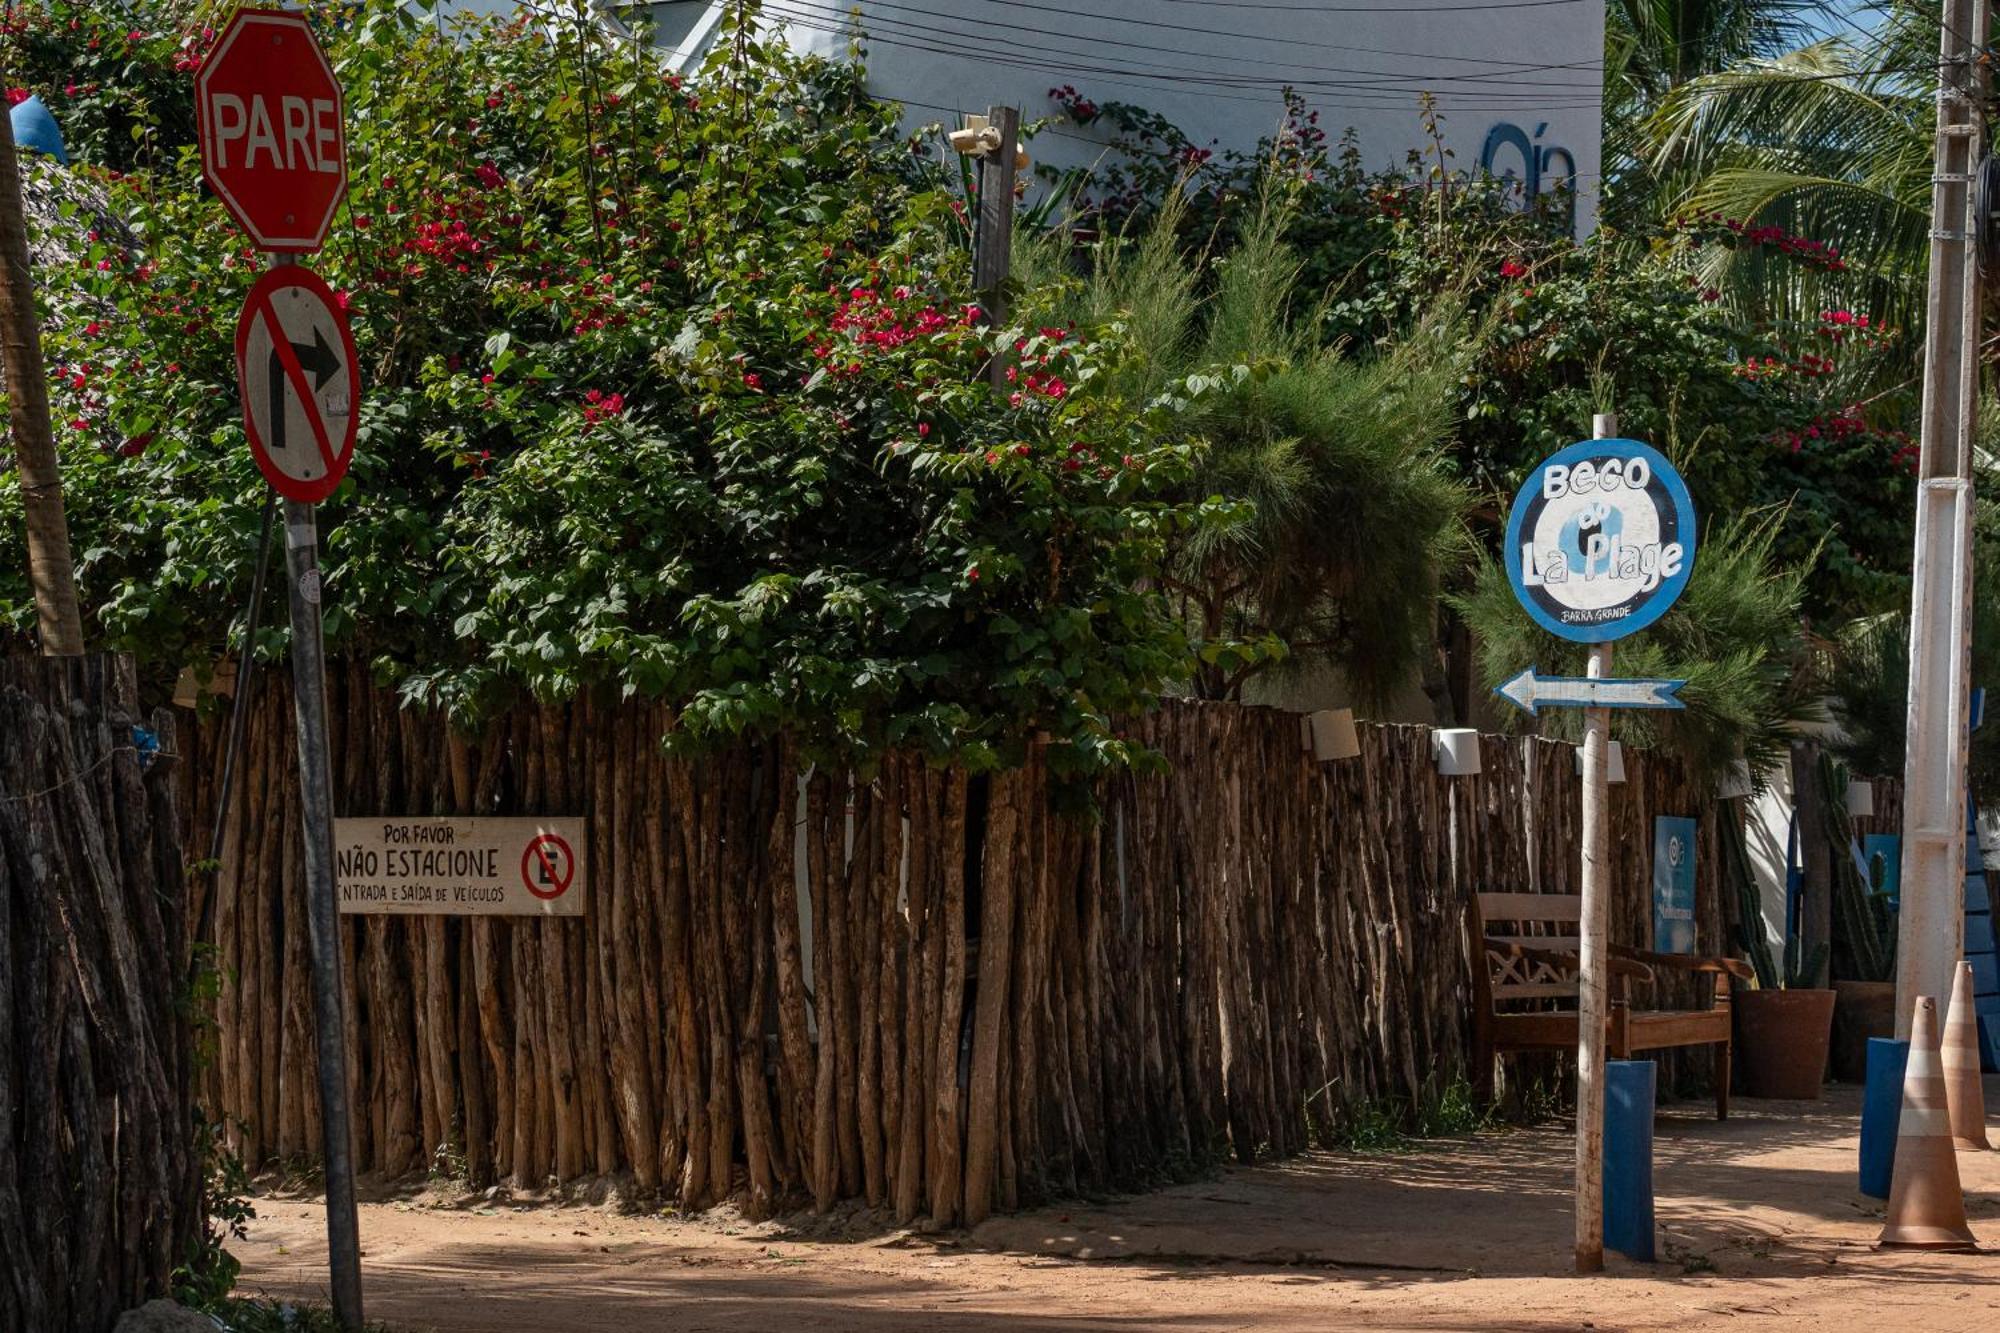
xmin=1499 ymin=258 xmax=1526 ymax=280
xmin=742 ymin=372 xmax=762 ymax=391
xmin=5 ymin=88 xmax=28 ymax=106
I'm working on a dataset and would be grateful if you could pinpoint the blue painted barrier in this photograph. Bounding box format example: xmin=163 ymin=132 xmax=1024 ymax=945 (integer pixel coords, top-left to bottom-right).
xmin=1603 ymin=1059 xmax=1656 ymax=1262
xmin=1860 ymin=1037 xmax=1910 ymax=1199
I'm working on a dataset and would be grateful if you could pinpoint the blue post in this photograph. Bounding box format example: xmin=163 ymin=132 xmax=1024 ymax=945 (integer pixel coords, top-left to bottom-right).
xmin=1859 ymin=1037 xmax=1910 ymax=1199
xmin=1603 ymin=1059 xmax=1656 ymax=1262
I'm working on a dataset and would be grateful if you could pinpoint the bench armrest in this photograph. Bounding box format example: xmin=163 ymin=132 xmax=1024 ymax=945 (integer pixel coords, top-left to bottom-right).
xmin=1610 ymin=945 xmax=1754 ymax=980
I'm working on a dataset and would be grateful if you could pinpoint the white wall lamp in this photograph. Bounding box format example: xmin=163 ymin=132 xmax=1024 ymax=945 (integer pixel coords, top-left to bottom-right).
xmin=1435 ymin=728 xmax=1482 ymax=776
xmin=1716 ymin=759 xmax=1754 ymax=801
xmin=1572 ymin=740 xmax=1626 ymax=784
xmin=1298 ymin=708 xmax=1361 ymax=762
xmin=1846 ymin=779 xmax=1876 ymax=819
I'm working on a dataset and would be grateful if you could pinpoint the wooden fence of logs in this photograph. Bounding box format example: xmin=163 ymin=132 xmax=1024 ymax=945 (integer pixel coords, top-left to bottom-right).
xmin=178 ymin=672 xmax=1761 ymax=1219
xmin=1 ymin=656 xmax=197 ymax=1332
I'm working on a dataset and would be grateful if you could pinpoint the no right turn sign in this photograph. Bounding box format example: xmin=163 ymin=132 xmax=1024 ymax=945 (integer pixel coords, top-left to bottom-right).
xmin=234 ymin=264 xmax=359 ymax=503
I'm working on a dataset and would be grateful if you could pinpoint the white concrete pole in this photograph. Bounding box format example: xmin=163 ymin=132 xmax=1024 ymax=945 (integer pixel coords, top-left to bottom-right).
xmin=1574 ymin=410 xmax=1617 ymax=1273
xmin=1896 ymin=0 xmax=1987 ymax=1038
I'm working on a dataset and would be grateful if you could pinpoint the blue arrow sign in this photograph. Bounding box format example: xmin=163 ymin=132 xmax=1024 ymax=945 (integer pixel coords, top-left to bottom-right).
xmin=1495 ymin=666 xmax=1687 ymax=716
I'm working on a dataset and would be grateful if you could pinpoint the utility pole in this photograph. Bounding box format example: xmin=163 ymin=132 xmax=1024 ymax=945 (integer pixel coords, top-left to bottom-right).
xmin=1897 ymin=0 xmax=1989 ymax=1037
xmin=0 ymin=81 xmax=83 ymax=655
xmin=1573 ymin=410 xmax=1616 ymax=1274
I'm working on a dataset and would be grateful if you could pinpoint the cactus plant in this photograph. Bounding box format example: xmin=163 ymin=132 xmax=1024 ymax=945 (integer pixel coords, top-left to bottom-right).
xmin=1721 ymin=797 xmax=1780 ymax=988
xmin=1821 ymin=754 xmax=1896 ymax=983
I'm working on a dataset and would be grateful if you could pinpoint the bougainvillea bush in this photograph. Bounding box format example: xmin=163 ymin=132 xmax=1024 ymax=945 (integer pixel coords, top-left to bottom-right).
xmin=0 ymin=0 xmax=1209 ymax=774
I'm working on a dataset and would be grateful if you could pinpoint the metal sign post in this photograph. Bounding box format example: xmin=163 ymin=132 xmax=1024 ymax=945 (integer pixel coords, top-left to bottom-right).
xmin=200 ymin=10 xmax=363 ymax=1325
xmin=1500 ymin=417 xmax=1699 ymax=1273
xmin=280 ymin=490 xmax=364 ymax=1325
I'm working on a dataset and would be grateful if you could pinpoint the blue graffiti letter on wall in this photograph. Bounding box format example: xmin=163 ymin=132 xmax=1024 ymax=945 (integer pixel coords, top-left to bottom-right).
xmin=1480 ymin=121 xmax=1577 ymax=233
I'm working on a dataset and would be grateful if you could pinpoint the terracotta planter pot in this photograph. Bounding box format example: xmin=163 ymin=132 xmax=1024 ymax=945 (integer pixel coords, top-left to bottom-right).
xmin=1734 ymin=988 xmax=1837 ymax=1099
xmin=1830 ymin=980 xmax=1897 ymax=1084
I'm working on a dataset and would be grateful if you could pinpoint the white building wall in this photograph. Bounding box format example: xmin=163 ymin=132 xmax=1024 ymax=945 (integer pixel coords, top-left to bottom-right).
xmin=769 ymin=0 xmax=1600 ymax=213
xmin=443 ymin=0 xmax=1605 ymax=227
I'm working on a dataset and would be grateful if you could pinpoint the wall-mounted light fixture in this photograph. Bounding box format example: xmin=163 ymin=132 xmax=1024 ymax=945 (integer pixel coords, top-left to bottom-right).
xmin=1573 ymin=741 xmax=1626 ymax=784
xmin=1435 ymin=728 xmax=1482 ymax=776
xmin=1300 ymin=708 xmax=1361 ymax=762
xmin=1846 ymin=779 xmax=1876 ymax=819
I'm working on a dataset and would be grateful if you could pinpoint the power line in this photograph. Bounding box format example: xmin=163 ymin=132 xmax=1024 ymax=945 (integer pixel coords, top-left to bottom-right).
xmin=774 ymin=0 xmax=1608 ymax=75
xmin=768 ymin=0 xmax=1606 ymax=84
xmin=763 ymin=0 xmax=1604 ymax=98
xmin=764 ymin=7 xmax=1607 ymax=109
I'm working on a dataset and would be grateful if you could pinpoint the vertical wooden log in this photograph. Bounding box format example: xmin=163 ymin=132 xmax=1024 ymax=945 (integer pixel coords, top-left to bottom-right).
xmin=767 ymin=744 xmax=815 ymax=1194
xmin=927 ymin=771 xmax=969 ymax=1225
xmin=808 ymin=772 xmax=838 ymax=1210
xmin=894 ymin=760 xmax=934 ymax=1224
xmin=855 ymin=773 xmax=887 ymax=1207
xmin=963 ymin=770 xmax=1019 ymax=1226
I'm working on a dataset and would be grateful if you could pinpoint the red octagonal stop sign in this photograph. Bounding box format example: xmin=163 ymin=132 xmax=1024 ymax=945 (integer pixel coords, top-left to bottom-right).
xmin=196 ymin=9 xmax=346 ymax=252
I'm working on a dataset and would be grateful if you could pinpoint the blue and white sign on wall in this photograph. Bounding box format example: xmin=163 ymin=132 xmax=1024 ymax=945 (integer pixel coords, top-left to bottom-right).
xmin=1504 ymin=439 xmax=1697 ymax=643
xmin=1652 ymin=815 xmax=1698 ymax=954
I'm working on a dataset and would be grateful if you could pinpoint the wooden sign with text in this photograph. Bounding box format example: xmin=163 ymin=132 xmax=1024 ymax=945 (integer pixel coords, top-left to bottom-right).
xmin=334 ymin=817 xmax=585 ymax=916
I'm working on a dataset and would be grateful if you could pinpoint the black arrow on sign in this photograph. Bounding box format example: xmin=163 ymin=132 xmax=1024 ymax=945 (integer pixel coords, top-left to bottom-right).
xmin=265 ymin=327 xmax=342 ymax=457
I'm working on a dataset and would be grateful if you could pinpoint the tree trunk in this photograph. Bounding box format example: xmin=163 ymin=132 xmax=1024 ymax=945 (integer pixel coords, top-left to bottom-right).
xmin=0 ymin=91 xmax=83 ymax=654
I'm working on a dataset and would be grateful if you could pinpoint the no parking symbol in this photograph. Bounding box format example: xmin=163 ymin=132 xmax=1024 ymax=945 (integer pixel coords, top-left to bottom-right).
xmin=522 ymin=831 xmax=576 ymax=901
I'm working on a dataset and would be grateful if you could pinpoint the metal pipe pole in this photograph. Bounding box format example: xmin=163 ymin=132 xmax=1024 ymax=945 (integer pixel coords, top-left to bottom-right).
xmin=1896 ymin=0 xmax=1988 ymax=1037
xmin=270 ymin=248 xmax=364 ymax=1326
xmin=283 ymin=499 xmax=364 ymax=1326
xmin=1574 ymin=410 xmax=1618 ymax=1274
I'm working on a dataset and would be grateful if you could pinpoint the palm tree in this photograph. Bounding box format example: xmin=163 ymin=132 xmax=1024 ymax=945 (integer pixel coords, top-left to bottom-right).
xmin=1607 ymin=0 xmax=1821 ymax=105
xmin=1635 ymin=3 xmax=1938 ymax=339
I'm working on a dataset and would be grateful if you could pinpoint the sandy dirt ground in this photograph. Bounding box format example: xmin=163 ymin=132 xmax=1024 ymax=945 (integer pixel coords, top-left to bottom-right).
xmin=237 ymin=1081 xmax=2000 ymax=1331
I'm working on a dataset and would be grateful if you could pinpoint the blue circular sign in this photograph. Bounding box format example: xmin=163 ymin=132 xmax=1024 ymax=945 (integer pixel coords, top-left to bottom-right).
xmin=1503 ymin=438 xmax=1696 ymax=643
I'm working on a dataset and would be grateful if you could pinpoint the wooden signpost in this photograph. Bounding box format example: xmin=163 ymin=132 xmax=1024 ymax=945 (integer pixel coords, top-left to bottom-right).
xmin=1499 ymin=418 xmax=1697 ymax=1273
xmin=197 ymin=10 xmax=363 ymax=1326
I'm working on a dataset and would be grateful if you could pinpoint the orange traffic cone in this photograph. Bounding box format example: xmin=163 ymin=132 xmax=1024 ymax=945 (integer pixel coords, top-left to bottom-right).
xmin=1878 ymin=996 xmax=1978 ymax=1251
xmin=1944 ymin=961 xmax=1992 ymax=1151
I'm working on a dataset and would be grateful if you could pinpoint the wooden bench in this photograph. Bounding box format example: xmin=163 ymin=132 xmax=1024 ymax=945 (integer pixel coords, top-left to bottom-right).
xmin=1469 ymin=892 xmax=1754 ymax=1119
